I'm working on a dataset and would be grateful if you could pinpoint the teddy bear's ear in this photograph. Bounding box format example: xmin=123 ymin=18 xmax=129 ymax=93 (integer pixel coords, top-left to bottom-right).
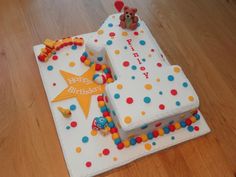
xmin=133 ymin=8 xmax=137 ymax=13
xmin=124 ymin=6 xmax=129 ymax=11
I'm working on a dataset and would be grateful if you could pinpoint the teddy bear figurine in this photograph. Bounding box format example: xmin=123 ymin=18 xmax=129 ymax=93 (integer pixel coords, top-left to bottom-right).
xmin=119 ymin=6 xmax=139 ymax=30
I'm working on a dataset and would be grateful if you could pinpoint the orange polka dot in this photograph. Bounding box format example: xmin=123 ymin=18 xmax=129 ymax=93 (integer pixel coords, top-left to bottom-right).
xmin=90 ymin=129 xmax=98 ymax=136
xmin=98 ymin=153 xmax=102 ymax=157
xmin=76 ymin=147 xmax=81 ymax=153
xmin=113 ymin=157 xmax=118 ymax=161
xmin=69 ymin=61 xmax=75 ymax=67
xmin=174 ymin=66 xmax=181 ymax=73
xmin=124 ymin=116 xmax=132 ymax=124
xmin=89 ymin=51 xmax=94 ymax=56
xmin=141 ymin=111 xmax=146 ymax=116
xmin=188 ymin=96 xmax=194 ymax=102
xmin=144 ymin=84 xmax=152 ymax=90
xmin=144 ymin=143 xmax=152 ymax=151
xmin=97 ymin=29 xmax=104 ymax=35
xmin=122 ymin=31 xmax=128 ymax=36
xmin=156 ymin=78 xmax=160 ymax=82
xmin=114 ymin=50 xmax=120 ymax=55
xmin=117 ymin=84 xmax=123 ymax=90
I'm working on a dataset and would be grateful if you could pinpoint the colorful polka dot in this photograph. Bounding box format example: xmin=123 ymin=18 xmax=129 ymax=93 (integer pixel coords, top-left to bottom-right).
xmin=144 ymin=97 xmax=151 ymax=103
xmin=69 ymin=61 xmax=75 ymax=67
xmin=70 ymin=121 xmax=77 ymax=128
xmin=152 ymin=142 xmax=156 ymax=146
xmin=97 ymin=57 xmax=103 ymax=61
xmin=176 ymin=101 xmax=181 ymax=106
xmin=156 ymin=78 xmax=160 ymax=82
xmin=141 ymin=111 xmax=146 ymax=115
xmin=142 ymin=58 xmax=146 ymax=62
xmin=113 ymin=157 xmax=118 ymax=161
xmin=123 ymin=61 xmax=130 ymax=67
xmin=108 ymin=23 xmax=113 ymax=27
xmin=187 ymin=126 xmax=194 ymax=132
xmin=126 ymin=97 xmax=134 ymax=104
xmin=159 ymin=91 xmax=163 ymax=95
xmin=122 ymin=31 xmax=128 ymax=36
xmin=109 ymin=32 xmax=115 ymax=37
xmin=76 ymin=147 xmax=81 ymax=153
xmin=97 ymin=29 xmax=104 ymax=35
xmin=124 ymin=46 xmax=128 ymax=50
xmin=131 ymin=65 xmax=137 ymax=70
xmin=82 ymin=136 xmax=89 ymax=143
xmin=71 ymin=45 xmax=77 ymax=50
xmin=85 ymin=161 xmax=92 ymax=168
xmin=188 ymin=96 xmax=194 ymax=102
xmin=124 ymin=116 xmax=132 ymax=124
xmin=168 ymin=75 xmax=174 ymax=81
xmin=90 ymin=129 xmax=98 ymax=136
xmin=131 ymin=76 xmax=135 ymax=80
xmin=134 ymin=31 xmax=139 ymax=35
xmin=47 ymin=65 xmax=53 ymax=71
xmin=159 ymin=104 xmax=165 ymax=110
xmin=106 ymin=40 xmax=112 ymax=45
xmin=66 ymin=126 xmax=70 ymax=130
xmin=144 ymin=84 xmax=152 ymax=90
xmin=114 ymin=50 xmax=120 ymax=55
xmin=140 ymin=66 xmax=146 ymax=71
xmin=170 ymin=89 xmax=178 ymax=96
xmin=139 ymin=40 xmax=146 ymax=45
xmin=70 ymin=104 xmax=76 ymax=111
xmin=194 ymin=126 xmax=199 ymax=131
xmin=157 ymin=63 xmax=162 ymax=67
xmin=53 ymin=82 xmax=56 ymax=86
xmin=171 ymin=136 xmax=175 ymax=140
xmin=144 ymin=143 xmax=152 ymax=151
xmin=116 ymin=84 xmax=123 ymax=89
xmin=183 ymin=82 xmax=188 ymax=88
xmin=114 ymin=93 xmax=120 ymax=99
xmin=52 ymin=55 xmax=58 ymax=60
xmin=102 ymin=148 xmax=110 ymax=156
xmin=174 ymin=66 xmax=181 ymax=73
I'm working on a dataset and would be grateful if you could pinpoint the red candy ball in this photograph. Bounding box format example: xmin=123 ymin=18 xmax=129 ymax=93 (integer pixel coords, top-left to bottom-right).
xmin=185 ymin=118 xmax=192 ymax=126
xmin=80 ymin=55 xmax=86 ymax=62
xmin=168 ymin=124 xmax=176 ymax=132
xmin=152 ymin=130 xmax=159 ymax=138
xmin=97 ymin=95 xmax=104 ymax=101
xmin=95 ymin=64 xmax=102 ymax=71
xmin=103 ymin=111 xmax=110 ymax=117
xmin=117 ymin=143 xmax=124 ymax=150
xmin=136 ymin=137 xmax=142 ymax=143
xmin=110 ymin=127 xmax=118 ymax=134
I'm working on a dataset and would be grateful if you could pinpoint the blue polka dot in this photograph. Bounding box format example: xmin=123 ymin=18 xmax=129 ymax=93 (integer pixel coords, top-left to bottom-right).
xmin=66 ymin=126 xmax=70 ymax=130
xmin=137 ymin=22 xmax=140 ymax=27
xmin=187 ymin=126 xmax=194 ymax=132
xmin=144 ymin=97 xmax=151 ymax=103
xmin=114 ymin=75 xmax=118 ymax=80
xmin=114 ymin=93 xmax=120 ymax=99
xmin=159 ymin=91 xmax=163 ymax=95
xmin=47 ymin=65 xmax=53 ymax=71
xmin=82 ymin=52 xmax=88 ymax=57
xmin=168 ymin=75 xmax=174 ymax=81
xmin=106 ymin=40 xmax=112 ymax=45
xmin=141 ymin=124 xmax=148 ymax=129
xmin=71 ymin=45 xmax=77 ymax=50
xmin=82 ymin=136 xmax=89 ymax=143
xmin=176 ymin=101 xmax=181 ymax=106
xmin=131 ymin=76 xmax=135 ymax=80
xmin=97 ymin=57 xmax=103 ymax=61
xmin=152 ymin=142 xmax=156 ymax=145
xmin=171 ymin=136 xmax=175 ymax=140
xmin=108 ymin=23 xmax=113 ymax=27
xmin=114 ymin=138 xmax=121 ymax=145
xmin=70 ymin=104 xmax=76 ymax=111
xmin=142 ymin=58 xmax=146 ymax=62
xmin=183 ymin=82 xmax=188 ymax=87
xmin=139 ymin=40 xmax=146 ymax=45
xmin=163 ymin=127 xmax=170 ymax=134
xmin=130 ymin=138 xmax=136 ymax=145
xmin=124 ymin=46 xmax=128 ymax=50
xmin=131 ymin=65 xmax=137 ymax=70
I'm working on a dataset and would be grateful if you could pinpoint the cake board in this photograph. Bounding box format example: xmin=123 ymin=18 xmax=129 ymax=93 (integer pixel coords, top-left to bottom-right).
xmin=33 ymin=32 xmax=210 ymax=177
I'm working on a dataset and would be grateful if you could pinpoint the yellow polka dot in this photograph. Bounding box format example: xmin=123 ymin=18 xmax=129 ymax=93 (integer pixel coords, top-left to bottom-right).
xmin=124 ymin=116 xmax=132 ymax=124
xmin=113 ymin=157 xmax=118 ymax=161
xmin=144 ymin=84 xmax=152 ymax=90
xmin=69 ymin=61 xmax=75 ymax=67
xmin=141 ymin=111 xmax=146 ymax=116
xmin=158 ymin=129 xmax=164 ymax=136
xmin=114 ymin=50 xmax=120 ymax=55
xmin=188 ymin=96 xmax=194 ymax=102
xmin=97 ymin=29 xmax=104 ymax=35
xmin=98 ymin=153 xmax=102 ymax=157
xmin=117 ymin=84 xmax=123 ymax=90
xmin=156 ymin=78 xmax=160 ymax=82
xmin=122 ymin=31 xmax=128 ymax=36
xmin=90 ymin=129 xmax=98 ymax=136
xmin=174 ymin=66 xmax=181 ymax=73
xmin=144 ymin=143 xmax=152 ymax=151
xmin=76 ymin=147 xmax=81 ymax=153
xmin=123 ymin=139 xmax=130 ymax=148
xmin=89 ymin=51 xmax=94 ymax=56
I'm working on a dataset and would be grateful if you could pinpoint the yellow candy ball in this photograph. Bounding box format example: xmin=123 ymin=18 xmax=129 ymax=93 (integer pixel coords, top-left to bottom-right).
xmin=84 ymin=59 xmax=90 ymax=66
xmin=112 ymin=133 xmax=119 ymax=140
xmin=174 ymin=122 xmax=181 ymax=129
xmin=123 ymin=140 xmax=130 ymax=148
xmin=107 ymin=78 xmax=113 ymax=83
xmin=106 ymin=116 xmax=112 ymax=122
xmin=98 ymin=101 xmax=105 ymax=107
xmin=190 ymin=116 xmax=197 ymax=123
xmin=158 ymin=129 xmax=164 ymax=136
xmin=141 ymin=134 xmax=148 ymax=142
xmin=101 ymin=64 xmax=107 ymax=70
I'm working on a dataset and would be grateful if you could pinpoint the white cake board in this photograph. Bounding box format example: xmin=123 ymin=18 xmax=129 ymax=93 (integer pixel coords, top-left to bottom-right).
xmin=33 ymin=32 xmax=210 ymax=177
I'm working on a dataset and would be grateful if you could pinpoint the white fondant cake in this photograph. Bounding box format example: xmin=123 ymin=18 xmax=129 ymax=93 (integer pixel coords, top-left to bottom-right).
xmin=84 ymin=14 xmax=199 ymax=140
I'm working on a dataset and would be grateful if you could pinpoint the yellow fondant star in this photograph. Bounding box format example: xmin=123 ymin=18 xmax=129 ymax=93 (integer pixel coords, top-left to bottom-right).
xmin=52 ymin=65 xmax=105 ymax=118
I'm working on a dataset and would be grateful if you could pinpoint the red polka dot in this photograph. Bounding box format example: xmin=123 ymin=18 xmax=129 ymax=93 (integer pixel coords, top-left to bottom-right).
xmin=157 ymin=63 xmax=162 ymax=67
xmin=170 ymin=89 xmax=178 ymax=96
xmin=140 ymin=66 xmax=145 ymax=71
xmin=85 ymin=161 xmax=92 ymax=168
xmin=70 ymin=121 xmax=77 ymax=127
xmin=53 ymin=82 xmax=56 ymax=86
xmin=102 ymin=148 xmax=110 ymax=155
xmin=109 ymin=32 xmax=115 ymax=37
xmin=123 ymin=61 xmax=130 ymax=67
xmin=126 ymin=97 xmax=134 ymax=104
xmin=134 ymin=31 xmax=139 ymax=36
xmin=155 ymin=122 xmax=162 ymax=127
xmin=94 ymin=39 xmax=98 ymax=42
xmin=52 ymin=55 xmax=58 ymax=60
xmin=194 ymin=126 xmax=199 ymax=131
xmin=159 ymin=104 xmax=165 ymax=110
xmin=151 ymin=49 xmax=155 ymax=52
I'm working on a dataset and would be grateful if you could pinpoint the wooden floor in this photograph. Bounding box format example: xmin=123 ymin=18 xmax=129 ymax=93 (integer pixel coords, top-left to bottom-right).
xmin=0 ymin=0 xmax=236 ymax=176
